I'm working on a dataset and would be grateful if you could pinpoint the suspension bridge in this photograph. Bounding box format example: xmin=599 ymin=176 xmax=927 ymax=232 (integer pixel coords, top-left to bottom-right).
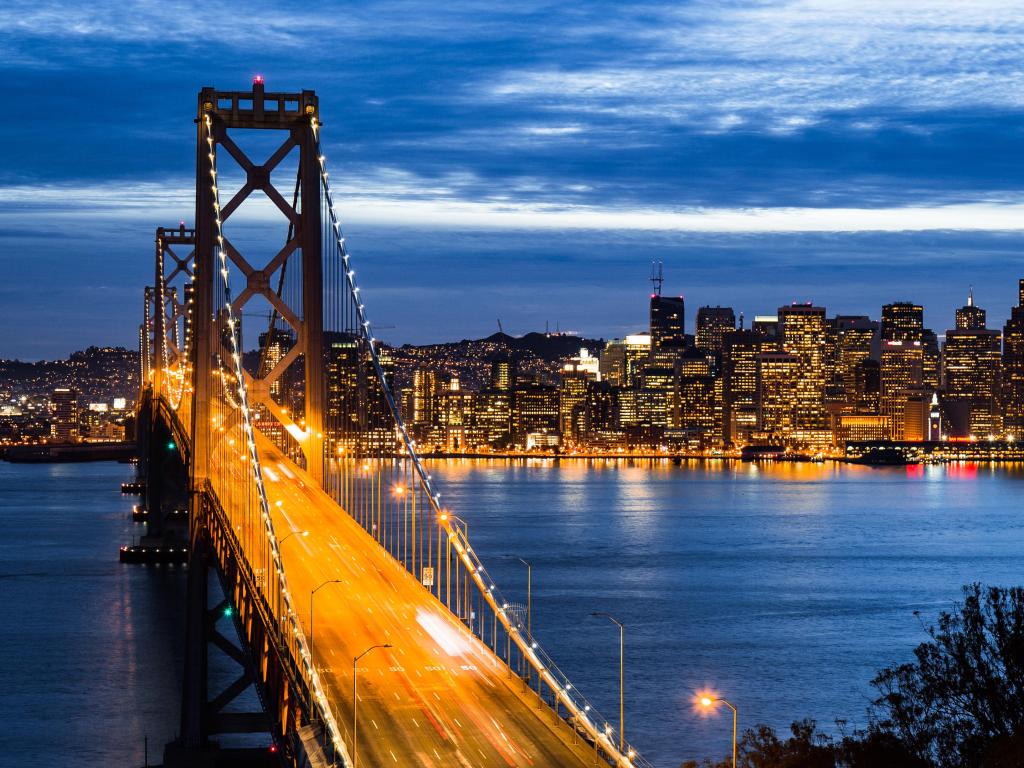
xmin=133 ymin=80 xmax=651 ymax=768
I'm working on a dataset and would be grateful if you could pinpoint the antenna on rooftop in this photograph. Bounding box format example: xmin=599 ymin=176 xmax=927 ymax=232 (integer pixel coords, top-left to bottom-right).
xmin=650 ymin=260 xmax=664 ymax=296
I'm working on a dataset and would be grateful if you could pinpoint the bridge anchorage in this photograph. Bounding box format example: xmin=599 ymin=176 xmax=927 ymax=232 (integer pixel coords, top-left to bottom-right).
xmin=134 ymin=79 xmax=652 ymax=768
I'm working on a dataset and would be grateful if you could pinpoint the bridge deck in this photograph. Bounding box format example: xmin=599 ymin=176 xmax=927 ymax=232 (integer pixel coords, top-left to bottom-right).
xmin=218 ymin=436 xmax=599 ymax=768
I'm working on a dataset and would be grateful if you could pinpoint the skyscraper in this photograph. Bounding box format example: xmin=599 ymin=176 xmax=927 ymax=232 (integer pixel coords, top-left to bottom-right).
xmin=880 ymin=339 xmax=923 ymax=440
xmin=756 ymin=352 xmax=800 ymax=443
xmin=834 ymin=316 xmax=877 ymax=411
xmin=722 ymin=329 xmax=764 ymax=446
xmin=955 ymin=291 xmax=986 ymax=330
xmin=1003 ymin=280 xmax=1024 ymax=439
xmin=881 ymin=302 xmax=924 ymax=343
xmin=695 ymin=306 xmax=736 ymax=354
xmin=778 ymin=303 xmax=830 ymax=445
xmin=943 ymin=301 xmax=1002 ymax=438
xmin=649 ymin=295 xmax=686 ymax=354
xmin=50 ymin=388 xmax=79 ymax=442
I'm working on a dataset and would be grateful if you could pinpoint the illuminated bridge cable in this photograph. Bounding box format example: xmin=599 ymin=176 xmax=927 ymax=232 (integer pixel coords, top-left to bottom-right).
xmin=203 ymin=113 xmax=353 ymax=768
xmin=311 ymin=118 xmax=650 ymax=768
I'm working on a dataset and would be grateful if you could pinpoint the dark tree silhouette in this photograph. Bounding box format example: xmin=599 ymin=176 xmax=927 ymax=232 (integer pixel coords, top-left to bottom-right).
xmin=871 ymin=584 xmax=1024 ymax=767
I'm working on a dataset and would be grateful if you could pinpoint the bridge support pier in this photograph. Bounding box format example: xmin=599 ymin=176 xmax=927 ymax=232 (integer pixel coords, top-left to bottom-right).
xmin=168 ymin=490 xmax=324 ymax=768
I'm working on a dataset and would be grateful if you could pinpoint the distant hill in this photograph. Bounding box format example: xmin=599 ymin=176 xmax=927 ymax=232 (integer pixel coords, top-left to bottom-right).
xmin=400 ymin=331 xmax=605 ymax=363
xmin=391 ymin=332 xmax=606 ymax=390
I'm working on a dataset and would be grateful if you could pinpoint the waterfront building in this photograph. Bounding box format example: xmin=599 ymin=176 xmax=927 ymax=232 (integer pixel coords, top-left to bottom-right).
xmin=942 ymin=309 xmax=1002 ymax=438
xmin=778 ymin=303 xmax=830 ymax=445
xmin=722 ymin=329 xmax=765 ymax=446
xmin=50 ymin=387 xmax=79 ymax=442
xmin=472 ymin=390 xmax=512 ymax=448
xmin=833 ymin=414 xmax=890 ymax=444
xmin=511 ymin=380 xmax=560 ymax=448
xmin=880 ymin=339 xmax=924 ymax=440
xmin=558 ymin=370 xmax=590 ymax=443
xmin=834 ymin=316 xmax=877 ymax=411
xmin=756 ymin=351 xmax=800 ymax=443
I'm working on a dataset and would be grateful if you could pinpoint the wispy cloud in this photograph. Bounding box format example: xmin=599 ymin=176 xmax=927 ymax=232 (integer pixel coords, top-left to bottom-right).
xmin=6 ymin=179 xmax=1024 ymax=234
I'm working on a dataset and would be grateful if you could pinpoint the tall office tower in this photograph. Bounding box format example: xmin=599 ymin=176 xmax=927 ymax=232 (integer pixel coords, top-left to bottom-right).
xmin=489 ymin=357 xmax=516 ymax=391
xmin=436 ymin=381 xmax=476 ymax=451
xmin=722 ymin=329 xmax=764 ymax=446
xmin=922 ymin=329 xmax=941 ymax=391
xmin=853 ymin=358 xmax=881 ymax=414
xmin=559 ymin=370 xmax=590 ymax=442
xmin=881 ymin=302 xmax=924 ymax=342
xmin=670 ymin=347 xmax=717 ymax=446
xmin=637 ymin=363 xmax=676 ymax=428
xmin=583 ymin=380 xmax=620 ymax=446
xmin=1003 ymin=280 xmax=1024 ymax=439
xmin=955 ymin=291 xmax=986 ymax=330
xmin=695 ymin=306 xmax=736 ymax=353
xmin=599 ymin=340 xmax=627 ymax=386
xmin=778 ymin=303 xmax=830 ymax=445
xmin=650 ymin=295 xmax=687 ymax=354
xmin=50 ymin=388 xmax=79 ymax=442
xmin=903 ymin=388 xmax=931 ymax=442
xmin=410 ymin=369 xmax=439 ymax=429
xmin=880 ymin=339 xmax=924 ymax=440
xmin=324 ymin=332 xmax=395 ymax=455
xmin=473 ymin=390 xmax=512 ymax=448
xmin=623 ymin=334 xmax=653 ymax=386
xmin=511 ymin=381 xmax=560 ymax=448
xmin=834 ymin=316 xmax=878 ymax=409
xmin=258 ymin=327 xmax=296 ymax=398
xmin=756 ymin=352 xmax=800 ymax=443
xmin=943 ymin=307 xmax=1002 ymax=438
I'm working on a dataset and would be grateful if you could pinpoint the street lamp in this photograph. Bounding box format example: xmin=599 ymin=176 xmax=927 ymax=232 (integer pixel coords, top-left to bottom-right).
xmin=591 ymin=611 xmax=625 ymax=753
xmin=353 ymin=643 xmax=392 ymax=767
xmin=700 ymin=695 xmax=738 ymax=768
xmin=279 ymin=529 xmax=309 ymax=546
xmin=503 ymin=556 xmax=533 ymax=636
xmin=310 ymin=579 xmax=343 ymax=670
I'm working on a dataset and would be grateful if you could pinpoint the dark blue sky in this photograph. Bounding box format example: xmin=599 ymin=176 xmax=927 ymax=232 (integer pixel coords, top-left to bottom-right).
xmin=2 ymin=0 xmax=1024 ymax=358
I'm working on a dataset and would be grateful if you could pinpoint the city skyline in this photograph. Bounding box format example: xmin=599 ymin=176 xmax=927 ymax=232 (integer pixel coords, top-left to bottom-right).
xmin=4 ymin=1 xmax=1024 ymax=357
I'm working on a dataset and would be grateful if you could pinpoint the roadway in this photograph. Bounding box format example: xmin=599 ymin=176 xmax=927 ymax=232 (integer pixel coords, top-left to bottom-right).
xmin=217 ymin=435 xmax=603 ymax=768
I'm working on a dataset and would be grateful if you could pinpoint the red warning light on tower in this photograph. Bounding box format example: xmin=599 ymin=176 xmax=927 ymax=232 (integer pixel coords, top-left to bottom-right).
xmin=253 ymin=74 xmax=265 ymax=85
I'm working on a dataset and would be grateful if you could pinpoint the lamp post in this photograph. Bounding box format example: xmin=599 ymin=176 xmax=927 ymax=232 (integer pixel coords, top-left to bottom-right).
xmin=700 ymin=695 xmax=738 ymax=768
xmin=310 ymin=579 xmax=343 ymax=670
xmin=279 ymin=529 xmax=309 ymax=546
xmin=591 ymin=611 xmax=625 ymax=752
xmin=353 ymin=643 xmax=392 ymax=767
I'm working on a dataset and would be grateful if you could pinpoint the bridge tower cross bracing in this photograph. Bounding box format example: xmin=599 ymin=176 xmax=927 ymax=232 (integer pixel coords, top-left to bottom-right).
xmin=192 ymin=81 xmax=324 ymax=487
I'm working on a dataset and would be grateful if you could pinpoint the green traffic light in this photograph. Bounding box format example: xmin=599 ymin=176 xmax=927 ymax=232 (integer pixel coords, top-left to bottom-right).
xmin=224 ymin=605 xmax=233 ymax=618
xmin=167 ymin=441 xmax=176 ymax=450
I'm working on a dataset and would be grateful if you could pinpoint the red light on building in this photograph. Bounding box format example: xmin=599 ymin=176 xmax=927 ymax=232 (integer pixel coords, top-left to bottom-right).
xmin=253 ymin=74 xmax=265 ymax=85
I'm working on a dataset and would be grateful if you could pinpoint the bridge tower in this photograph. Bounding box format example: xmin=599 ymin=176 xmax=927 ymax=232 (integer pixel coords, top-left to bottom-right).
xmin=191 ymin=80 xmax=325 ymax=488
